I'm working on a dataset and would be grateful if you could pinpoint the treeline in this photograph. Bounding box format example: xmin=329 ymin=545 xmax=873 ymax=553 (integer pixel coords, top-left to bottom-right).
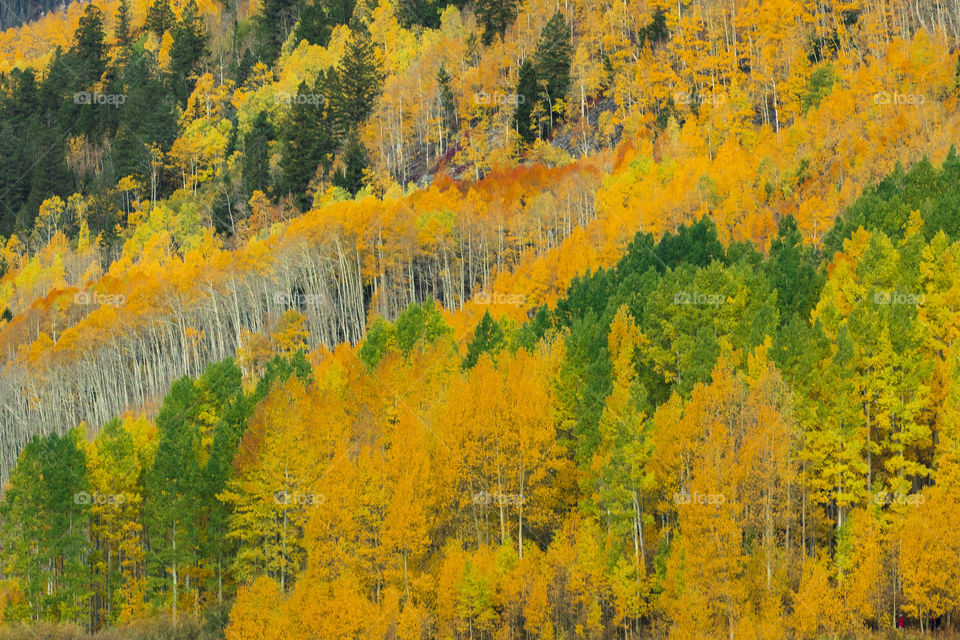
xmin=4 ymin=154 xmax=960 ymax=637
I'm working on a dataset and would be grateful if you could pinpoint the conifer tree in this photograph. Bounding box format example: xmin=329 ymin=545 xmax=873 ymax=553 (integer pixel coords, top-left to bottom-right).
xmin=73 ymin=4 xmax=106 ymax=86
xmin=169 ymin=0 xmax=208 ymax=104
xmin=242 ymin=111 xmax=275 ymax=199
xmin=436 ymin=64 xmax=458 ymax=138
xmin=462 ymin=310 xmax=506 ymax=369
xmin=514 ymin=59 xmax=538 ymax=143
xmin=331 ymin=28 xmax=383 ymax=133
xmin=145 ymin=0 xmax=175 ymax=39
xmin=280 ymin=75 xmax=336 ymax=209
xmin=113 ymin=0 xmax=132 ymax=51
xmin=144 ymin=378 xmax=203 ymax=623
xmin=534 ymin=11 xmax=572 ymax=132
xmin=473 ymin=0 xmax=517 ymax=45
xmin=332 ymin=133 xmax=369 ymax=195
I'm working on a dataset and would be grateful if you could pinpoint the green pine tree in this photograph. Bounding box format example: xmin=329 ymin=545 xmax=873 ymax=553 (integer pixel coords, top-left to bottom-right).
xmin=242 ymin=110 xmax=275 ymax=199
xmin=331 ymin=27 xmax=384 ymax=133
xmin=534 ymin=11 xmax=572 ymax=133
xmin=73 ymin=3 xmax=106 ymax=86
xmin=294 ymin=1 xmax=333 ymax=47
xmin=332 ymin=133 xmax=369 ymax=195
xmin=474 ymin=0 xmax=517 ymax=45
xmin=113 ymin=0 xmax=132 ymax=51
xmin=280 ymin=75 xmax=336 ymax=209
xmin=462 ymin=310 xmax=507 ymax=369
xmin=514 ymin=59 xmax=538 ymax=143
xmin=437 ymin=64 xmax=458 ymax=137
xmin=169 ymin=0 xmax=208 ymax=104
xmin=254 ymin=0 xmax=300 ymax=63
xmin=145 ymin=0 xmax=175 ymax=39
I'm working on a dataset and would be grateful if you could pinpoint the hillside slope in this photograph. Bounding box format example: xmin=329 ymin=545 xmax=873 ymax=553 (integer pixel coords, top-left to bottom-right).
xmin=0 ymin=0 xmax=959 ymax=637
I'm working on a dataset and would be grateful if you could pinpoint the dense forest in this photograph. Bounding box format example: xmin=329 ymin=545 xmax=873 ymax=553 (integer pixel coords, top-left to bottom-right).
xmin=0 ymin=0 xmax=959 ymax=637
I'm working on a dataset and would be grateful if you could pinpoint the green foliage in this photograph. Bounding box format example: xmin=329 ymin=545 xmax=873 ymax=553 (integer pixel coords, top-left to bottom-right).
xmin=473 ymin=0 xmax=517 ymax=45
xmin=145 ymin=0 xmax=175 ymax=38
xmin=331 ymin=133 xmax=369 ymax=195
xmin=169 ymin=0 xmax=208 ymax=104
xmin=824 ymin=149 xmax=960 ymax=254
xmin=514 ymin=59 xmax=538 ymax=143
xmin=764 ymin=215 xmax=824 ymax=321
xmin=642 ymin=7 xmax=669 ymax=45
xmin=462 ymin=310 xmax=506 ymax=368
xmin=437 ymin=64 xmax=458 ymax=135
xmin=73 ymin=3 xmax=106 ymax=85
xmin=534 ymin=11 xmax=572 ymax=130
xmin=331 ymin=27 xmax=384 ymax=133
xmin=279 ymin=77 xmax=336 ymax=208
xmin=359 ymin=300 xmax=454 ymax=369
xmin=396 ymin=0 xmax=462 ymax=29
xmin=294 ymin=0 xmax=357 ymax=47
xmin=242 ymin=111 xmax=275 ymax=199
xmin=113 ymin=0 xmax=132 ymax=50
xmin=0 ymin=430 xmax=90 ymax=624
xmin=254 ymin=0 xmax=300 ymax=63
xmin=144 ymin=378 xmax=203 ymax=611
xmin=802 ymin=63 xmax=835 ymax=113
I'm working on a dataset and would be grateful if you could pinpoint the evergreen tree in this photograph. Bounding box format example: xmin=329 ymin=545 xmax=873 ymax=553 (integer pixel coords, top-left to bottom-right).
xmin=437 ymin=64 xmax=458 ymax=136
xmin=195 ymin=361 xmax=247 ymax=602
xmin=169 ymin=0 xmax=208 ymax=104
xmin=255 ymin=0 xmax=300 ymax=63
xmin=21 ymin=124 xmax=71 ymax=228
xmin=73 ymin=3 xmax=106 ymax=86
xmin=332 ymin=133 xmax=368 ymax=195
xmin=462 ymin=310 xmax=506 ymax=368
xmin=474 ymin=0 xmax=517 ymax=45
xmin=534 ymin=11 xmax=572 ymax=132
xmin=331 ymin=28 xmax=383 ymax=133
xmin=242 ymin=110 xmax=275 ymax=199
xmin=113 ymin=0 xmax=132 ymax=51
xmin=642 ymin=7 xmax=669 ymax=45
xmin=764 ymin=215 xmax=824 ymax=322
xmin=0 ymin=432 xmax=90 ymax=623
xmin=514 ymin=58 xmax=538 ymax=143
xmin=280 ymin=76 xmax=336 ymax=209
xmin=294 ymin=1 xmax=333 ymax=47
xmin=396 ymin=0 xmax=449 ymax=29
xmin=330 ymin=0 xmax=358 ymax=24
xmin=145 ymin=0 xmax=175 ymax=39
